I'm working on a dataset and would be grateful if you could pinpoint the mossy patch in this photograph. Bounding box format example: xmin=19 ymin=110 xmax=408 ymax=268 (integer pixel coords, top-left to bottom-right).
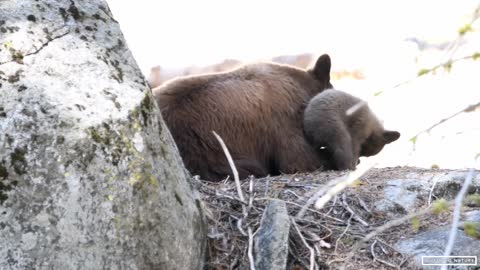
xmin=92 ymin=13 xmax=107 ymax=23
xmin=27 ymin=15 xmax=37 ymax=22
xmin=0 ymin=162 xmax=8 ymax=179
xmin=131 ymin=93 xmax=154 ymax=127
xmin=140 ymin=94 xmax=153 ymax=125
xmin=67 ymin=1 xmax=82 ymax=21
xmin=59 ymin=8 xmax=68 ymax=21
xmin=87 ymin=121 xmax=138 ymax=166
xmin=174 ymin=192 xmax=184 ymax=206
xmin=8 ymin=70 xmax=24 ymax=83
xmin=56 ymin=135 xmax=65 ymax=144
xmin=0 ymin=183 xmax=10 ymax=205
xmin=10 ymin=49 xmax=24 ymax=64
xmin=10 ymin=147 xmax=27 ymax=175
xmin=0 ymin=161 xmax=17 ymax=205
xmin=110 ymin=60 xmax=124 ymax=83
xmin=89 ymin=127 xmax=108 ymax=145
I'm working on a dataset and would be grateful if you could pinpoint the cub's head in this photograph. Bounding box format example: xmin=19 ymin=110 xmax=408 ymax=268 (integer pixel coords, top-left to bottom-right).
xmin=360 ymin=129 xmax=400 ymax=157
xmin=308 ymin=54 xmax=333 ymax=90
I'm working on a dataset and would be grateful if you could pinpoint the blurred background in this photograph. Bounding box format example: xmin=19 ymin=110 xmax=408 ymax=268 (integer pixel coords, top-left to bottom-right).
xmin=107 ymin=0 xmax=480 ymax=169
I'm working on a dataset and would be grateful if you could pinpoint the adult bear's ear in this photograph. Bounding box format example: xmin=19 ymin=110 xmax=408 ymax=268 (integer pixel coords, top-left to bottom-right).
xmin=383 ymin=130 xmax=401 ymax=144
xmin=309 ymin=54 xmax=331 ymax=84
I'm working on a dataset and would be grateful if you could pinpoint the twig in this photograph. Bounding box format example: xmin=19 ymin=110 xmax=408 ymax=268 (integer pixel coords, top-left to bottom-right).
xmin=413 ymin=101 xmax=480 ymax=140
xmin=296 ymin=178 xmax=340 ymax=219
xmin=374 ymin=53 xmax=480 ymax=98
xmin=363 ymin=206 xmax=433 ymax=245
xmin=341 ymin=193 xmax=369 ymax=226
xmin=370 ymin=240 xmax=397 ymax=268
xmin=236 ymin=218 xmax=247 ymax=236
xmin=341 ymin=205 xmax=437 ymax=270
xmin=247 ymin=227 xmax=256 ymax=270
xmin=255 ymin=198 xmax=346 ymax=224
xmin=284 ymin=189 xmax=302 ymax=199
xmin=334 ymin=216 xmax=353 ymax=256
xmin=354 ymin=194 xmax=372 ymax=214
xmin=428 ymin=176 xmax=440 ymax=205
xmin=376 ymin=238 xmax=405 ymax=263
xmin=212 ymin=131 xmax=245 ymax=204
xmin=247 ymin=176 xmax=254 ymax=214
xmin=215 ymin=190 xmax=246 ymax=204
xmin=291 ymin=218 xmax=317 ymax=270
xmin=441 ymin=169 xmax=475 ymax=270
xmin=325 ymin=195 xmax=338 ymax=216
xmin=212 ymin=131 xmax=257 ymax=270
xmin=264 ymin=177 xmax=270 ymax=197
xmin=314 ymin=160 xmax=376 ymax=209
xmin=440 ymin=3 xmax=480 ymax=62
xmin=297 ymin=218 xmax=333 ymax=241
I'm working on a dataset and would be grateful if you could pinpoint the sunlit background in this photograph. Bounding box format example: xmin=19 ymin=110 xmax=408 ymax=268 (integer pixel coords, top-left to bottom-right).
xmin=107 ymin=0 xmax=480 ymax=169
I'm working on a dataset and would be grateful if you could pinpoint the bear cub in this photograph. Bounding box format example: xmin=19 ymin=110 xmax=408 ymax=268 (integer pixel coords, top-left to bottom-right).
xmin=303 ymin=89 xmax=400 ymax=170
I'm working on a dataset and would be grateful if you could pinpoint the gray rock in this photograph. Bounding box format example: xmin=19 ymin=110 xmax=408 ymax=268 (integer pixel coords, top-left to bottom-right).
xmin=374 ymin=172 xmax=480 ymax=216
xmin=463 ymin=210 xmax=480 ymax=222
xmin=0 ymin=1 xmax=206 ymax=269
xmin=374 ymin=179 xmax=422 ymax=215
xmin=255 ymin=199 xmax=290 ymax=270
xmin=429 ymin=171 xmax=480 ymax=201
xmin=395 ymin=228 xmax=480 ymax=270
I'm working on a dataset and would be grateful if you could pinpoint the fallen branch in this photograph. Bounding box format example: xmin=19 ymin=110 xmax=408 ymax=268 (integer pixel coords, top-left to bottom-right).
xmin=248 ymin=227 xmax=256 ymax=270
xmin=213 ymin=131 xmax=256 ymax=269
xmin=296 ymin=177 xmax=343 ymax=219
xmin=314 ymin=160 xmax=376 ymax=210
xmin=334 ymin=216 xmax=353 ymax=256
xmin=212 ymin=131 xmax=245 ymax=204
xmin=291 ymin=218 xmax=317 ymax=270
xmin=341 ymin=193 xmax=369 ymax=226
xmin=370 ymin=240 xmax=397 ymax=268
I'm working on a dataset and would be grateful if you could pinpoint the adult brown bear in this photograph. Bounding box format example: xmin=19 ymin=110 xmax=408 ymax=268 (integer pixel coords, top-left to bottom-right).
xmin=303 ymin=89 xmax=400 ymax=170
xmin=153 ymin=54 xmax=332 ymax=181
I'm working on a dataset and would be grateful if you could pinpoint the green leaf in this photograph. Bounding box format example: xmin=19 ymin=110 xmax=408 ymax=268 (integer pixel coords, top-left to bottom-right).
xmin=411 ymin=216 xmax=421 ymax=232
xmin=417 ymin=69 xmax=431 ymax=76
xmin=443 ymin=60 xmax=453 ymax=72
xmin=458 ymin=24 xmax=473 ymax=35
xmin=473 ymin=52 xmax=480 ymax=60
xmin=409 ymin=136 xmax=417 ymax=145
xmin=374 ymin=91 xmax=384 ymax=96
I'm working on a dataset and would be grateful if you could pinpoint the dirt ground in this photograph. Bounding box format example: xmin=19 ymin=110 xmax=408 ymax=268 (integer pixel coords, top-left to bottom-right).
xmin=196 ymin=166 xmax=479 ymax=270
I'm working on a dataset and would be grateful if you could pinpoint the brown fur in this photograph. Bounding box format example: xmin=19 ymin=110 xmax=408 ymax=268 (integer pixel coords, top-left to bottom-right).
xmin=303 ymin=89 xmax=400 ymax=170
xmin=153 ymin=54 xmax=333 ymax=181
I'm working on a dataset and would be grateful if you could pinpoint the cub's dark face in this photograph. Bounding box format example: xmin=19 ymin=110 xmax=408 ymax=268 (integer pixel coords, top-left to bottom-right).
xmin=360 ymin=130 xmax=400 ymax=157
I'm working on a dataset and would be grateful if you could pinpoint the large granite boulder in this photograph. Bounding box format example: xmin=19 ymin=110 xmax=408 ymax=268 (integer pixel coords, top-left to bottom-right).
xmin=0 ymin=0 xmax=206 ymax=269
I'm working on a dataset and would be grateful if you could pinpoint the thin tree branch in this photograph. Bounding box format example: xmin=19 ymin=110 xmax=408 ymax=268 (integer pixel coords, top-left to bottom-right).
xmin=441 ymin=169 xmax=475 ymax=270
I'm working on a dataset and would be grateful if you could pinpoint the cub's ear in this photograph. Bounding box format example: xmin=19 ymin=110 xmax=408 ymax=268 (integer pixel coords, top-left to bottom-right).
xmin=310 ymin=54 xmax=331 ymax=83
xmin=383 ymin=130 xmax=400 ymax=144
